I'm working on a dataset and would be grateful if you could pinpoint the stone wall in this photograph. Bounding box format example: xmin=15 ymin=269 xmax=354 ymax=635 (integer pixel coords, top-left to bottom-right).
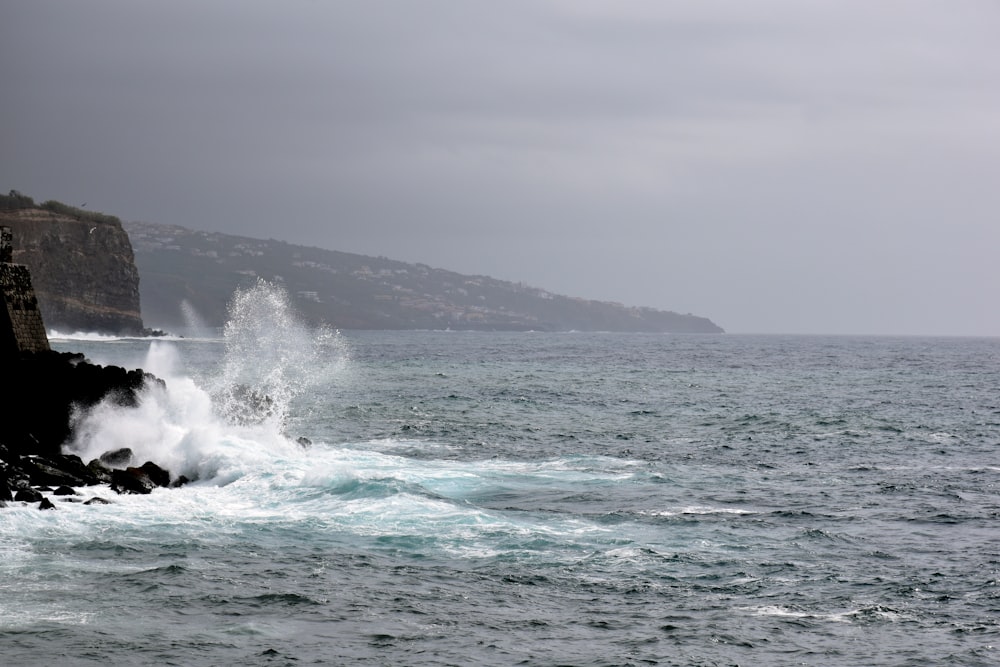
xmin=1 ymin=226 xmax=50 ymax=359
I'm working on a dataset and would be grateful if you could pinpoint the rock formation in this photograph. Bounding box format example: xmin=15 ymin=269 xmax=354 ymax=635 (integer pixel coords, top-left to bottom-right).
xmin=1 ymin=224 xmax=176 ymax=507
xmin=0 ymin=197 xmax=145 ymax=334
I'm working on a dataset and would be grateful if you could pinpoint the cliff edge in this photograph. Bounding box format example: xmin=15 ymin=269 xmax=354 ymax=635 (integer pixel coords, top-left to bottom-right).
xmin=0 ymin=192 xmax=144 ymax=334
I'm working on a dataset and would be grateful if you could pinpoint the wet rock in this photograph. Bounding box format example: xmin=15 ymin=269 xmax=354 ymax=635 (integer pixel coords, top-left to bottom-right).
xmin=1 ymin=351 xmax=162 ymax=458
xmin=53 ymin=485 xmax=78 ymax=496
xmin=138 ymin=461 xmax=170 ymax=488
xmin=84 ymin=497 xmax=112 ymax=505
xmin=38 ymin=497 xmax=56 ymax=510
xmin=99 ymin=447 xmax=134 ymax=468
xmin=14 ymin=488 xmax=42 ymax=503
xmin=86 ymin=459 xmax=113 ymax=484
xmin=111 ymin=462 xmax=170 ymax=495
xmin=171 ymin=475 xmax=192 ymax=488
xmin=111 ymin=468 xmax=156 ymax=495
xmin=22 ymin=453 xmax=101 ymax=487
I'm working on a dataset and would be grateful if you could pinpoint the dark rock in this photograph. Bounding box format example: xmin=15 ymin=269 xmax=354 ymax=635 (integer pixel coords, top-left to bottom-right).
xmin=171 ymin=475 xmax=192 ymax=488
xmin=110 ymin=463 xmax=170 ymax=495
xmin=99 ymin=447 xmax=134 ymax=468
xmin=296 ymin=436 xmax=312 ymax=447
xmin=14 ymin=488 xmax=42 ymax=503
xmin=38 ymin=497 xmax=56 ymax=510
xmin=111 ymin=467 xmax=156 ymax=495
xmin=86 ymin=459 xmax=114 ymax=484
xmin=138 ymin=461 xmax=170 ymax=488
xmin=0 ymin=350 xmax=162 ymax=458
xmin=53 ymin=485 xmax=78 ymax=496
xmin=84 ymin=497 xmax=112 ymax=505
xmin=20 ymin=454 xmax=100 ymax=487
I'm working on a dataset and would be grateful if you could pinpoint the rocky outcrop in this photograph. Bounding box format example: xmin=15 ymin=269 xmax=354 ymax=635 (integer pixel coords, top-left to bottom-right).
xmin=1 ymin=212 xmax=178 ymax=508
xmin=0 ymin=203 xmax=145 ymax=334
xmin=2 ymin=350 xmax=160 ymax=458
xmin=0 ymin=349 xmax=176 ymax=504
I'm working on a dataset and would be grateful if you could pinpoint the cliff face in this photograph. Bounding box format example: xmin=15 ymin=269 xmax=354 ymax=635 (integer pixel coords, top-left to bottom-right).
xmin=0 ymin=208 xmax=144 ymax=334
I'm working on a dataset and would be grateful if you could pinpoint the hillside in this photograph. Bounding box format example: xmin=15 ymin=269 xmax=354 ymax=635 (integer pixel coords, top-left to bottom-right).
xmin=125 ymin=221 xmax=723 ymax=333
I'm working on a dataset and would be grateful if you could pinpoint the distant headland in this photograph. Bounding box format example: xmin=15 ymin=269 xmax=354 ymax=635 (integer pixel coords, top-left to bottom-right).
xmin=1 ymin=190 xmax=723 ymax=334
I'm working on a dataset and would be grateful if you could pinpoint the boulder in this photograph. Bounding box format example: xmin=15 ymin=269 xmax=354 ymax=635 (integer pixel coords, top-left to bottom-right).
xmin=111 ymin=462 xmax=170 ymax=495
xmin=99 ymin=447 xmax=134 ymax=468
xmin=14 ymin=488 xmax=42 ymax=503
xmin=38 ymin=497 xmax=56 ymax=510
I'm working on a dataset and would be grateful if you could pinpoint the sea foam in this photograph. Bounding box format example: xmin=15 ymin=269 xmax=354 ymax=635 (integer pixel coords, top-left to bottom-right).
xmin=65 ymin=280 xmax=347 ymax=484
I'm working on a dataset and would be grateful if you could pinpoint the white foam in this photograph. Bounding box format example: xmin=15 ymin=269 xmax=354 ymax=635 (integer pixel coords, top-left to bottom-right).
xmin=64 ymin=281 xmax=348 ymax=484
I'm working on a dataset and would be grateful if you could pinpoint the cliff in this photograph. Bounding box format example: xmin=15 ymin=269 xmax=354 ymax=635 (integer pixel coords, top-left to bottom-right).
xmin=126 ymin=221 xmax=724 ymax=333
xmin=0 ymin=221 xmax=175 ymax=506
xmin=0 ymin=195 xmax=145 ymax=334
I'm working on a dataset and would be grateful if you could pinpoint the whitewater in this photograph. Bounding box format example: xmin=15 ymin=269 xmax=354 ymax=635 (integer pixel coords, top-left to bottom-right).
xmin=3 ymin=283 xmax=999 ymax=666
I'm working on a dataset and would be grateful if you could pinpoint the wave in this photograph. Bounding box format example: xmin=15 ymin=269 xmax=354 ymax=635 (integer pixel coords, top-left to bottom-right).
xmin=63 ymin=280 xmax=348 ymax=484
xmin=48 ymin=329 xmax=187 ymax=342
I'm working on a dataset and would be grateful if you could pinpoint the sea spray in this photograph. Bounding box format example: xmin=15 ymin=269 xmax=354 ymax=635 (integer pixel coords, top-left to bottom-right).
xmin=65 ymin=280 xmax=349 ymax=483
xmin=179 ymin=298 xmax=214 ymax=339
xmin=214 ymin=279 xmax=346 ymax=428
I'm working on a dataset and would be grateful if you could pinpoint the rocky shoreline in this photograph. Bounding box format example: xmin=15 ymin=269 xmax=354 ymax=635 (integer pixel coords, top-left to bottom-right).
xmin=0 ymin=350 xmax=183 ymax=509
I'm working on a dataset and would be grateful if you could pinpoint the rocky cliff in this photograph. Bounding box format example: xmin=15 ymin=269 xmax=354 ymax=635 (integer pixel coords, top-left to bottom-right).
xmin=0 ymin=197 xmax=144 ymax=334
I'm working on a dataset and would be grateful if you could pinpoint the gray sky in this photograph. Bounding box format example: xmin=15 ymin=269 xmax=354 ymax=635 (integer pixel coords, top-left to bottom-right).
xmin=3 ymin=0 xmax=998 ymax=335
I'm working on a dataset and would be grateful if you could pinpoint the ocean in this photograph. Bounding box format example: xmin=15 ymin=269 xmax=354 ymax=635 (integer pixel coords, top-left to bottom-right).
xmin=2 ymin=283 xmax=999 ymax=666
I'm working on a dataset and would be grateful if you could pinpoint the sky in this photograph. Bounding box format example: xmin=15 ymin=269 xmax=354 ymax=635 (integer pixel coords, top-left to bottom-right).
xmin=2 ymin=0 xmax=999 ymax=335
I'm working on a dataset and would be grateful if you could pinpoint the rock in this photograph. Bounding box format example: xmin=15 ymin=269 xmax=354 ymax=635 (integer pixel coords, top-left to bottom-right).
xmin=111 ymin=468 xmax=156 ymax=495
xmin=86 ymin=459 xmax=114 ymax=483
xmin=14 ymin=488 xmax=43 ymax=503
xmin=0 ymin=351 xmax=162 ymax=458
xmin=20 ymin=456 xmax=89 ymax=487
xmin=53 ymin=485 xmax=78 ymax=496
xmin=138 ymin=461 xmax=170 ymax=488
xmin=111 ymin=462 xmax=170 ymax=495
xmin=1 ymin=204 xmax=145 ymax=334
xmin=171 ymin=475 xmax=192 ymax=488
xmin=99 ymin=447 xmax=134 ymax=468
xmin=38 ymin=497 xmax=56 ymax=510
xmin=84 ymin=497 xmax=112 ymax=505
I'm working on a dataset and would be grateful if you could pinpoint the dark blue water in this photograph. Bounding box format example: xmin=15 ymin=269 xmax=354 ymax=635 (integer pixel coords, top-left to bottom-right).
xmin=3 ymin=325 xmax=999 ymax=666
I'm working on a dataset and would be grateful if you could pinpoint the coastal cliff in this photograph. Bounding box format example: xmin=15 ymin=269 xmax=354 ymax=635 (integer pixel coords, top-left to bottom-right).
xmin=0 ymin=193 xmax=144 ymax=334
xmin=1 ymin=223 xmax=174 ymax=505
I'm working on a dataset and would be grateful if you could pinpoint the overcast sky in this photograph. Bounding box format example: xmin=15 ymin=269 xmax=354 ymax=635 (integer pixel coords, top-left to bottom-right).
xmin=2 ymin=1 xmax=998 ymax=335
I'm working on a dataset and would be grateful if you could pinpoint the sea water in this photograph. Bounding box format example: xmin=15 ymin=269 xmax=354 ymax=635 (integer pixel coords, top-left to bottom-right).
xmin=3 ymin=284 xmax=999 ymax=666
